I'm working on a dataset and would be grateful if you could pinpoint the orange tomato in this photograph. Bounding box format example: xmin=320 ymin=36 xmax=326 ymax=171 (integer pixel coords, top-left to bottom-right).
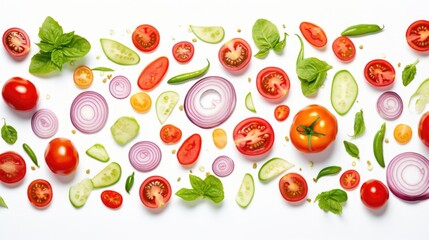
xmin=130 ymin=92 xmax=152 ymax=113
xmin=394 ymin=124 xmax=412 ymax=144
xmin=73 ymin=65 xmax=94 ymax=88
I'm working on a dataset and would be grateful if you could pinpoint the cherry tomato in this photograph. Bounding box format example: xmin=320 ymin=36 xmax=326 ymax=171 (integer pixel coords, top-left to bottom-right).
xmin=279 ymin=173 xmax=308 ymax=202
xmin=418 ymin=112 xmax=429 ymax=147
xmin=394 ymin=123 xmax=413 ymax=144
xmin=360 ymin=179 xmax=389 ymax=209
xmin=132 ymin=24 xmax=160 ymax=52
xmin=73 ymin=65 xmax=94 ymax=89
xmin=137 ymin=56 xmax=169 ymax=91
xmin=364 ymin=59 xmax=396 ymax=87
xmin=212 ymin=128 xmax=227 ymax=149
xmin=2 ymin=27 xmax=30 ymax=60
xmin=256 ymin=67 xmax=290 ymax=101
xmin=299 ymin=22 xmax=327 ymax=48
xmin=177 ymin=134 xmax=202 ymax=165
xmin=139 ymin=175 xmax=172 ymax=208
xmin=406 ymin=20 xmax=429 ymax=52
xmin=290 ymin=104 xmax=338 ymax=153
xmin=27 ymin=179 xmax=53 ymax=208
xmin=130 ymin=92 xmax=152 ymax=113
xmin=339 ymin=170 xmax=360 ymax=190
xmin=0 ymin=151 xmax=26 ymax=184
xmin=2 ymin=77 xmax=39 ymax=111
xmin=101 ymin=190 xmax=123 ymax=209
xmin=332 ymin=36 xmax=356 ymax=62
xmin=172 ymin=41 xmax=194 ymax=63
xmin=233 ymin=117 xmax=275 ymax=156
xmin=218 ymin=38 xmax=252 ymax=72
xmin=274 ymin=105 xmax=290 ymax=121
xmin=44 ymin=138 xmax=79 ymax=176
xmin=160 ymin=124 xmax=182 ymax=144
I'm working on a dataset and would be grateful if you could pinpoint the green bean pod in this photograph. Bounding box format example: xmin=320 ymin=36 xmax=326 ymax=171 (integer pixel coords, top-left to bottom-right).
xmin=125 ymin=172 xmax=135 ymax=194
xmin=373 ymin=123 xmax=386 ymax=168
xmin=23 ymin=143 xmax=39 ymax=168
xmin=167 ymin=59 xmax=210 ymax=84
xmin=314 ymin=166 xmax=342 ymax=182
xmin=341 ymin=24 xmax=384 ymax=36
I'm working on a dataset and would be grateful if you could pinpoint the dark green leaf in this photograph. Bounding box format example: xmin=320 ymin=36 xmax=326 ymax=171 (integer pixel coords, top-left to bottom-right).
xmin=0 ymin=196 xmax=8 ymax=208
xmin=57 ymin=31 xmax=75 ymax=46
xmin=402 ymin=59 xmax=419 ymax=87
xmin=314 ymin=189 xmax=347 ymax=214
xmin=204 ymin=187 xmax=224 ymax=203
xmin=38 ymin=16 xmax=63 ymax=44
xmin=61 ymin=35 xmax=91 ymax=59
xmin=1 ymin=120 xmax=18 ymax=145
xmin=350 ymin=109 xmax=365 ymax=138
xmin=92 ymin=67 xmax=115 ymax=72
xmin=189 ymin=174 xmax=206 ymax=194
xmin=175 ymin=188 xmax=201 ymax=201
xmin=343 ymin=140 xmax=360 ymax=159
xmin=29 ymin=52 xmax=61 ymax=74
xmin=273 ymin=32 xmax=287 ymax=53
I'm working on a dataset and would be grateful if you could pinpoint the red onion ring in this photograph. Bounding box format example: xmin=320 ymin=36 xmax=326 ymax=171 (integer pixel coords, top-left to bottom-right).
xmin=109 ymin=75 xmax=131 ymax=99
xmin=70 ymin=91 xmax=109 ymax=134
xmin=212 ymin=155 xmax=235 ymax=177
xmin=31 ymin=108 xmax=59 ymax=138
xmin=129 ymin=141 xmax=162 ymax=172
xmin=184 ymin=76 xmax=236 ymax=129
xmin=376 ymin=91 xmax=403 ymax=120
xmin=386 ymin=152 xmax=429 ymax=201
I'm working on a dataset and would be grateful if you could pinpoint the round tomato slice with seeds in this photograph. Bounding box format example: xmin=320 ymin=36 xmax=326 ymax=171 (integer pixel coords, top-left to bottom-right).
xmin=218 ymin=38 xmax=252 ymax=72
xmin=364 ymin=59 xmax=396 ymax=87
xmin=139 ymin=176 xmax=172 ymax=209
xmin=73 ymin=65 xmax=94 ymax=89
xmin=160 ymin=124 xmax=182 ymax=144
xmin=339 ymin=169 xmax=360 ymax=190
xmin=27 ymin=179 xmax=53 ymax=208
xmin=274 ymin=105 xmax=290 ymax=121
xmin=172 ymin=41 xmax=194 ymax=63
xmin=2 ymin=27 xmax=31 ymax=60
xmin=406 ymin=20 xmax=429 ymax=52
xmin=279 ymin=173 xmax=308 ymax=202
xmin=132 ymin=24 xmax=160 ymax=52
xmin=0 ymin=151 xmax=26 ymax=184
xmin=233 ymin=117 xmax=275 ymax=156
xmin=101 ymin=190 xmax=123 ymax=209
xmin=256 ymin=67 xmax=290 ymax=101
xmin=332 ymin=36 xmax=356 ymax=62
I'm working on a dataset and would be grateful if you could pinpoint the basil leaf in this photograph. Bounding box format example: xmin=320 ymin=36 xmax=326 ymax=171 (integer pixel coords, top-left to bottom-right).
xmin=273 ymin=33 xmax=287 ymax=53
xmin=189 ymin=174 xmax=206 ymax=194
xmin=175 ymin=188 xmax=201 ymax=201
xmin=36 ymin=41 xmax=55 ymax=53
xmin=301 ymin=69 xmax=329 ymax=97
xmin=61 ymin=35 xmax=91 ymax=59
xmin=51 ymin=49 xmax=65 ymax=68
xmin=38 ymin=16 xmax=63 ymax=44
xmin=92 ymin=67 xmax=115 ymax=72
xmin=0 ymin=196 xmax=8 ymax=208
xmin=350 ymin=109 xmax=365 ymax=138
xmin=1 ymin=120 xmax=18 ymax=145
xmin=402 ymin=59 xmax=419 ymax=86
xmin=29 ymin=52 xmax=60 ymax=74
xmin=252 ymin=18 xmax=286 ymax=58
xmin=254 ymin=48 xmax=270 ymax=59
xmin=314 ymin=189 xmax=347 ymax=215
xmin=204 ymin=187 xmax=224 ymax=203
xmin=57 ymin=31 xmax=75 ymax=46
xmin=343 ymin=140 xmax=360 ymax=159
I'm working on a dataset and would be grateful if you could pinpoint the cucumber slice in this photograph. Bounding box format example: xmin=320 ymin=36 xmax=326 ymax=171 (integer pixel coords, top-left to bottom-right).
xmin=86 ymin=143 xmax=110 ymax=162
xmin=409 ymin=78 xmax=429 ymax=114
xmin=245 ymin=92 xmax=256 ymax=113
xmin=100 ymin=38 xmax=140 ymax=65
xmin=91 ymin=162 xmax=122 ymax=189
xmin=69 ymin=178 xmax=93 ymax=208
xmin=331 ymin=70 xmax=358 ymax=116
xmin=156 ymin=91 xmax=180 ymax=124
xmin=235 ymin=173 xmax=255 ymax=208
xmin=189 ymin=25 xmax=225 ymax=44
xmin=258 ymin=157 xmax=295 ymax=181
xmin=110 ymin=116 xmax=140 ymax=145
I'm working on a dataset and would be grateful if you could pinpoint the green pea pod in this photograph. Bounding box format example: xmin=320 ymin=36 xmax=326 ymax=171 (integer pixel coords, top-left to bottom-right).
xmin=341 ymin=24 xmax=384 ymax=36
xmin=167 ymin=59 xmax=210 ymax=84
xmin=23 ymin=143 xmax=39 ymax=168
xmin=125 ymin=172 xmax=135 ymax=194
xmin=373 ymin=123 xmax=386 ymax=168
xmin=314 ymin=166 xmax=342 ymax=182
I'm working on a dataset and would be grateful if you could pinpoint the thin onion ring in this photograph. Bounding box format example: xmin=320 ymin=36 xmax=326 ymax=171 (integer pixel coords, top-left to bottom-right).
xmin=212 ymin=155 xmax=235 ymax=177
xmin=109 ymin=75 xmax=131 ymax=99
xmin=70 ymin=91 xmax=109 ymax=134
xmin=376 ymin=91 xmax=403 ymax=120
xmin=31 ymin=108 xmax=59 ymax=138
xmin=129 ymin=141 xmax=162 ymax=172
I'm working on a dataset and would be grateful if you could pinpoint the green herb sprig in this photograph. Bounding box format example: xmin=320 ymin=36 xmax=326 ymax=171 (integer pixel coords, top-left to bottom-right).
xmin=176 ymin=174 xmax=224 ymax=203
xmin=1 ymin=119 xmax=17 ymax=145
xmin=252 ymin=19 xmax=287 ymax=59
xmin=314 ymin=189 xmax=348 ymax=214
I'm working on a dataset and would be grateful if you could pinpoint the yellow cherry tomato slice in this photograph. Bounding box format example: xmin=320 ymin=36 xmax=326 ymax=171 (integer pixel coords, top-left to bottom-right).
xmin=130 ymin=92 xmax=152 ymax=113
xmin=212 ymin=128 xmax=227 ymax=149
xmin=73 ymin=65 xmax=94 ymax=88
xmin=393 ymin=124 xmax=412 ymax=144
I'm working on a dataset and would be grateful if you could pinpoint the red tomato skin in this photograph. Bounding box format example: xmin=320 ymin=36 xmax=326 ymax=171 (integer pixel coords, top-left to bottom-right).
xmin=364 ymin=59 xmax=396 ymax=88
xmin=44 ymin=138 xmax=79 ymax=176
xmin=218 ymin=38 xmax=252 ymax=72
xmin=256 ymin=67 xmax=290 ymax=101
xmin=274 ymin=105 xmax=290 ymax=121
xmin=137 ymin=56 xmax=169 ymax=91
xmin=299 ymin=22 xmax=328 ymax=48
xmin=233 ymin=117 xmax=275 ymax=156
xmin=406 ymin=20 xmax=429 ymax=52
xmin=360 ymin=179 xmax=389 ymax=209
xmin=332 ymin=36 xmax=356 ymax=62
xmin=101 ymin=190 xmax=123 ymax=209
xmin=0 ymin=151 xmax=26 ymax=184
xmin=339 ymin=170 xmax=360 ymax=190
xmin=139 ymin=175 xmax=172 ymax=208
xmin=172 ymin=41 xmax=194 ymax=63
xmin=177 ymin=134 xmax=202 ymax=165
xmin=132 ymin=24 xmax=160 ymax=52
xmin=2 ymin=27 xmax=31 ymax=60
xmin=160 ymin=124 xmax=182 ymax=144
xmin=27 ymin=179 xmax=53 ymax=208
xmin=279 ymin=173 xmax=308 ymax=202
xmin=418 ymin=112 xmax=429 ymax=147
xmin=2 ymin=77 xmax=39 ymax=111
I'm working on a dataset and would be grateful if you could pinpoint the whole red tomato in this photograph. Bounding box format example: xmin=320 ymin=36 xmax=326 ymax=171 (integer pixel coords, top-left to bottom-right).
xmin=418 ymin=111 xmax=429 ymax=147
xmin=2 ymin=77 xmax=39 ymax=111
xmin=360 ymin=179 xmax=389 ymax=209
xmin=45 ymin=138 xmax=79 ymax=175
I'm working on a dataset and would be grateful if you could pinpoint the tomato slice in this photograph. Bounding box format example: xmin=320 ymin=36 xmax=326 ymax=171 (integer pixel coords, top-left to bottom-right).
xmin=332 ymin=36 xmax=356 ymax=62
xmin=101 ymin=190 xmax=123 ymax=209
xmin=27 ymin=179 xmax=53 ymax=208
xmin=279 ymin=173 xmax=308 ymax=202
xmin=233 ymin=117 xmax=275 ymax=156
xmin=256 ymin=67 xmax=290 ymax=101
xmin=130 ymin=92 xmax=152 ymax=113
xmin=339 ymin=170 xmax=360 ymax=190
xmin=160 ymin=124 xmax=182 ymax=144
xmin=139 ymin=175 xmax=172 ymax=208
xmin=299 ymin=22 xmax=327 ymax=48
xmin=132 ymin=24 xmax=160 ymax=52
xmin=364 ymin=59 xmax=396 ymax=87
xmin=218 ymin=38 xmax=252 ymax=72
xmin=394 ymin=124 xmax=413 ymax=144
xmin=172 ymin=41 xmax=194 ymax=63
xmin=274 ymin=105 xmax=290 ymax=121
xmin=0 ymin=151 xmax=26 ymax=184
xmin=177 ymin=134 xmax=202 ymax=165
xmin=73 ymin=65 xmax=94 ymax=89
xmin=2 ymin=27 xmax=31 ymax=60
xmin=406 ymin=20 xmax=429 ymax=52
xmin=137 ymin=56 xmax=169 ymax=91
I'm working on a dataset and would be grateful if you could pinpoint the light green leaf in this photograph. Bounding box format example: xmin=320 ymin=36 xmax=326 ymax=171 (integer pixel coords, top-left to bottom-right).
xmin=38 ymin=16 xmax=63 ymax=44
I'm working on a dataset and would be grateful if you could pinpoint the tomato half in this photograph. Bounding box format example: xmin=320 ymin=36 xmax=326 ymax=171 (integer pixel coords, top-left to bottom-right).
xmin=339 ymin=170 xmax=360 ymax=190
xmin=279 ymin=173 xmax=308 ymax=202
xmin=274 ymin=105 xmax=290 ymax=121
xmin=364 ymin=59 xmax=396 ymax=87
xmin=299 ymin=22 xmax=327 ymax=48
xmin=256 ymin=67 xmax=290 ymax=101
xmin=177 ymin=134 xmax=202 ymax=165
xmin=137 ymin=56 xmax=169 ymax=91
xmin=406 ymin=20 xmax=429 ymax=52
xmin=0 ymin=151 xmax=26 ymax=184
xmin=139 ymin=175 xmax=172 ymax=208
xmin=360 ymin=179 xmax=389 ymax=209
xmin=418 ymin=112 xmax=429 ymax=147
xmin=233 ymin=117 xmax=275 ymax=156
xmin=2 ymin=27 xmax=30 ymax=60
xmin=27 ymin=179 xmax=53 ymax=208
xmin=332 ymin=36 xmax=356 ymax=62
xmin=290 ymin=104 xmax=338 ymax=153
xmin=394 ymin=123 xmax=413 ymax=144
xmin=218 ymin=38 xmax=252 ymax=72
xmin=2 ymin=77 xmax=39 ymax=111
xmin=160 ymin=124 xmax=182 ymax=144
xmin=172 ymin=41 xmax=194 ymax=63
xmin=132 ymin=24 xmax=160 ymax=52
xmin=101 ymin=190 xmax=123 ymax=209
xmin=44 ymin=138 xmax=79 ymax=176
xmin=130 ymin=92 xmax=152 ymax=113
xmin=73 ymin=65 xmax=94 ymax=89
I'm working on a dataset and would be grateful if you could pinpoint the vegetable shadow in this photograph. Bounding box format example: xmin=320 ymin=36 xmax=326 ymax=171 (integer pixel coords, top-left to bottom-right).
xmin=176 ymin=198 xmax=224 ymax=209
xmin=141 ymin=202 xmax=171 ymax=215
xmin=296 ymin=142 xmax=336 ymax=164
xmin=364 ymin=203 xmax=389 ymax=216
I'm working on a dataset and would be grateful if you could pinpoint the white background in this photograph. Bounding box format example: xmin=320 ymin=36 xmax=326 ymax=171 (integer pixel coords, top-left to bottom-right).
xmin=1 ymin=0 xmax=429 ymax=239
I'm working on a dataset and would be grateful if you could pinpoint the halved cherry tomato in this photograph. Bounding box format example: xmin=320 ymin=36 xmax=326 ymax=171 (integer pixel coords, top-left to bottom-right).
xmin=233 ymin=117 xmax=275 ymax=156
xmin=132 ymin=24 xmax=160 ymax=52
xmin=172 ymin=41 xmax=194 ymax=63
xmin=0 ymin=151 xmax=26 ymax=184
xmin=279 ymin=172 xmax=308 ymax=202
xmin=160 ymin=124 xmax=182 ymax=144
xmin=274 ymin=105 xmax=290 ymax=121
xmin=2 ymin=27 xmax=30 ymax=60
xmin=130 ymin=92 xmax=152 ymax=113
xmin=364 ymin=59 xmax=396 ymax=87
xmin=299 ymin=22 xmax=327 ymax=48
xmin=360 ymin=179 xmax=389 ymax=209
xmin=406 ymin=20 xmax=429 ymax=52
xmin=27 ymin=179 xmax=53 ymax=208
xmin=418 ymin=112 xmax=429 ymax=147
xmin=256 ymin=67 xmax=290 ymax=101
xmin=394 ymin=123 xmax=412 ymax=144
xmin=139 ymin=175 xmax=171 ymax=208
xmin=101 ymin=190 xmax=123 ymax=209
xmin=177 ymin=134 xmax=202 ymax=165
xmin=339 ymin=170 xmax=360 ymax=190
xmin=332 ymin=36 xmax=356 ymax=62
xmin=2 ymin=77 xmax=39 ymax=111
xmin=212 ymin=128 xmax=227 ymax=149
xmin=218 ymin=38 xmax=252 ymax=72
xmin=137 ymin=56 xmax=169 ymax=90
xmin=73 ymin=65 xmax=94 ymax=89
xmin=44 ymin=138 xmax=79 ymax=176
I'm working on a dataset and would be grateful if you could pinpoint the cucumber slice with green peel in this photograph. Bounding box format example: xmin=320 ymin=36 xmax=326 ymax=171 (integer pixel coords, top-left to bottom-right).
xmin=91 ymin=162 xmax=122 ymax=189
xmin=156 ymin=91 xmax=180 ymax=124
xmin=100 ymin=38 xmax=140 ymax=65
xmin=258 ymin=157 xmax=295 ymax=181
xmin=235 ymin=173 xmax=255 ymax=208
xmin=331 ymin=70 xmax=358 ymax=116
xmin=245 ymin=92 xmax=256 ymax=113
xmin=189 ymin=25 xmax=225 ymax=44
xmin=69 ymin=178 xmax=93 ymax=208
xmin=409 ymin=78 xmax=429 ymax=114
xmin=110 ymin=116 xmax=140 ymax=145
xmin=86 ymin=144 xmax=110 ymax=162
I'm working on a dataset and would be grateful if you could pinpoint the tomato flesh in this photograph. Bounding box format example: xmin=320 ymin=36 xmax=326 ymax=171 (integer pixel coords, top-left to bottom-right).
xmin=137 ymin=56 xmax=169 ymax=91
xmin=2 ymin=27 xmax=30 ymax=59
xmin=332 ymin=36 xmax=355 ymax=62
xmin=256 ymin=67 xmax=290 ymax=101
xmin=364 ymin=59 xmax=395 ymax=87
xmin=0 ymin=151 xmax=26 ymax=184
xmin=394 ymin=124 xmax=413 ymax=144
xmin=44 ymin=138 xmax=79 ymax=175
xmin=132 ymin=24 xmax=160 ymax=52
xmin=360 ymin=179 xmax=389 ymax=209
xmin=340 ymin=170 xmax=360 ymax=190
xmin=172 ymin=41 xmax=194 ymax=63
xmin=418 ymin=112 xmax=429 ymax=147
xmin=101 ymin=190 xmax=123 ymax=209
xmin=2 ymin=77 xmax=39 ymax=111
xmin=177 ymin=134 xmax=202 ymax=165
xmin=139 ymin=176 xmax=172 ymax=208
xmin=73 ymin=65 xmax=94 ymax=88
xmin=406 ymin=20 xmax=429 ymax=52
xmin=233 ymin=117 xmax=275 ymax=156
xmin=130 ymin=92 xmax=152 ymax=113
xmin=160 ymin=124 xmax=182 ymax=144
xmin=279 ymin=173 xmax=308 ymax=202
xmin=274 ymin=105 xmax=290 ymax=121
xmin=27 ymin=179 xmax=53 ymax=208
xmin=218 ymin=38 xmax=251 ymax=72
xmin=299 ymin=22 xmax=327 ymax=48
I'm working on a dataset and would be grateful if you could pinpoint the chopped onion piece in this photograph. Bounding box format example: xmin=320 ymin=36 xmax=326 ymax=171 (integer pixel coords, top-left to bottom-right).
xmin=31 ymin=108 xmax=59 ymax=138
xmin=129 ymin=141 xmax=162 ymax=172
xmin=109 ymin=75 xmax=131 ymax=99
xmin=70 ymin=91 xmax=109 ymax=134
xmin=376 ymin=91 xmax=403 ymax=120
xmin=212 ymin=155 xmax=234 ymax=177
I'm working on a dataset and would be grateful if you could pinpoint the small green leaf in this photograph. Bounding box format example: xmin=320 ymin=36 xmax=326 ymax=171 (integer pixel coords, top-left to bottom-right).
xmin=402 ymin=59 xmax=419 ymax=87
xmin=61 ymin=35 xmax=91 ymax=59
xmin=204 ymin=187 xmax=224 ymax=203
xmin=175 ymin=188 xmax=201 ymax=201
xmin=36 ymin=41 xmax=55 ymax=52
xmin=51 ymin=49 xmax=64 ymax=68
xmin=1 ymin=119 xmax=18 ymax=145
xmin=350 ymin=109 xmax=366 ymax=138
xmin=38 ymin=16 xmax=63 ymax=44
xmin=314 ymin=189 xmax=347 ymax=214
xmin=204 ymin=174 xmax=224 ymax=191
xmin=189 ymin=174 xmax=206 ymax=194
xmin=92 ymin=67 xmax=114 ymax=72
xmin=29 ymin=52 xmax=60 ymax=74
xmin=254 ymin=48 xmax=270 ymax=59
xmin=0 ymin=196 xmax=8 ymax=208
xmin=343 ymin=140 xmax=360 ymax=159
xmin=57 ymin=31 xmax=75 ymax=46
xmin=273 ymin=32 xmax=288 ymax=53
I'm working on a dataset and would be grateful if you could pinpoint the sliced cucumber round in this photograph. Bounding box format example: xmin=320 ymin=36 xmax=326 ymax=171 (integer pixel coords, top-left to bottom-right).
xmin=189 ymin=25 xmax=225 ymax=44
xmin=331 ymin=70 xmax=358 ymax=116
xmin=110 ymin=116 xmax=140 ymax=145
xmin=100 ymin=38 xmax=140 ymax=65
xmin=156 ymin=91 xmax=180 ymax=124
xmin=235 ymin=173 xmax=255 ymax=208
xmin=69 ymin=178 xmax=93 ymax=208
xmin=91 ymin=162 xmax=122 ymax=189
xmin=258 ymin=157 xmax=294 ymax=181
xmin=86 ymin=143 xmax=110 ymax=162
xmin=245 ymin=92 xmax=256 ymax=113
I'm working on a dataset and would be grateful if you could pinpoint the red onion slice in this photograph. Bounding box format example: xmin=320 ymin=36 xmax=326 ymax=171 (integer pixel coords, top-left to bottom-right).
xmin=31 ymin=108 xmax=59 ymax=138
xmin=212 ymin=155 xmax=234 ymax=177
xmin=376 ymin=91 xmax=403 ymax=120
xmin=386 ymin=152 xmax=429 ymax=201
xmin=184 ymin=76 xmax=236 ymax=129
xmin=129 ymin=141 xmax=162 ymax=172
xmin=109 ymin=75 xmax=131 ymax=99
xmin=70 ymin=91 xmax=109 ymax=134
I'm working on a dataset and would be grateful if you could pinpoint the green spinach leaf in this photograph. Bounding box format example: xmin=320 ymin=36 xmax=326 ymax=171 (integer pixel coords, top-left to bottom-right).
xmin=314 ymin=189 xmax=347 ymax=214
xmin=402 ymin=59 xmax=419 ymax=86
xmin=343 ymin=140 xmax=360 ymax=159
xmin=252 ymin=19 xmax=287 ymax=59
xmin=1 ymin=119 xmax=18 ymax=145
